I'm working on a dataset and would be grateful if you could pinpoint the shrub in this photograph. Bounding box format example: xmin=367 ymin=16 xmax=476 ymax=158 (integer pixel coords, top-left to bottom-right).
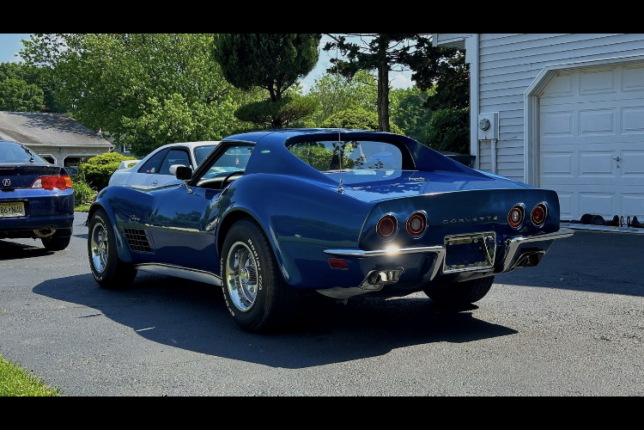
xmin=78 ymin=152 xmax=137 ymax=191
xmin=72 ymin=178 xmax=96 ymax=205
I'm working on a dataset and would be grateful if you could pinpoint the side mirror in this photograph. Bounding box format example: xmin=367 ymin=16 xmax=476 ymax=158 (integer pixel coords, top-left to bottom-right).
xmin=175 ymin=166 xmax=192 ymax=180
xmin=169 ymin=164 xmax=187 ymax=176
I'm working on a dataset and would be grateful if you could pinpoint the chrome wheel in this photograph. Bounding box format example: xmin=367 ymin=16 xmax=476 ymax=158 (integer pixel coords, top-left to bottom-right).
xmin=226 ymin=241 xmax=259 ymax=312
xmin=90 ymin=220 xmax=109 ymax=273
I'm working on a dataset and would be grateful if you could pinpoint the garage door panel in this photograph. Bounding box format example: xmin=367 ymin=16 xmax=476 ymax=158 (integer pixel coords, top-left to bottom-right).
xmin=579 ymin=108 xmax=616 ymax=136
xmin=622 ymin=65 xmax=644 ymax=91
xmin=554 ymin=191 xmax=575 ymax=220
xmin=541 ymin=152 xmax=575 ymax=180
xmin=620 ymin=150 xmax=644 ymax=177
xmin=579 ymin=151 xmax=617 ymax=178
xmin=541 ymin=111 xmax=574 ymax=136
xmin=622 ymin=194 xmax=644 ymax=218
xmin=579 ymin=192 xmax=616 ymax=219
xmin=580 ymin=68 xmax=616 ymax=95
xmin=622 ymin=107 xmax=644 ymax=134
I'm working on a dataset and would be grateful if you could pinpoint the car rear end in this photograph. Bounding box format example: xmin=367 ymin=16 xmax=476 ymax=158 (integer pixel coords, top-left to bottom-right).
xmin=320 ymin=172 xmax=572 ymax=298
xmin=0 ymin=141 xmax=74 ymax=242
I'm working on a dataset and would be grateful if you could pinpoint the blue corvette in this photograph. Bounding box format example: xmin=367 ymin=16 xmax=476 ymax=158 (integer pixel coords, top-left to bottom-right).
xmin=0 ymin=140 xmax=74 ymax=251
xmin=87 ymin=129 xmax=573 ymax=333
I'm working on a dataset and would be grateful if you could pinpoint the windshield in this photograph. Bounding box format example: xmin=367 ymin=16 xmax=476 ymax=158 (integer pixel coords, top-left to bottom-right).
xmin=194 ymin=145 xmax=219 ymax=165
xmin=0 ymin=141 xmax=45 ymax=163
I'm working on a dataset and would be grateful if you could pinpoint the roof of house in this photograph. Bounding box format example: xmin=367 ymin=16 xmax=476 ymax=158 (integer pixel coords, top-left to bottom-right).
xmin=0 ymin=111 xmax=113 ymax=148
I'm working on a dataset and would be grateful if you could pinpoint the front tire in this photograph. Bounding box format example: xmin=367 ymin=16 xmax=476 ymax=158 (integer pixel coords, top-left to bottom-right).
xmin=424 ymin=275 xmax=495 ymax=306
xmin=87 ymin=208 xmax=137 ymax=289
xmin=221 ymin=219 xmax=300 ymax=333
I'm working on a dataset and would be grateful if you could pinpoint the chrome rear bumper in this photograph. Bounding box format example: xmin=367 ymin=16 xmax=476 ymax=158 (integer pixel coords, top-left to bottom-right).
xmin=324 ymin=228 xmax=574 ymax=282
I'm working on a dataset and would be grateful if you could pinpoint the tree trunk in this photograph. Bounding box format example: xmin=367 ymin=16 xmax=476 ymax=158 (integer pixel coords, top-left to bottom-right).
xmin=377 ymin=61 xmax=390 ymax=132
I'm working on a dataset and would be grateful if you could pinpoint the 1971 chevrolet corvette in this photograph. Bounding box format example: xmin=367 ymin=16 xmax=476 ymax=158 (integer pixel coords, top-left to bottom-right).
xmin=86 ymin=128 xmax=573 ymax=333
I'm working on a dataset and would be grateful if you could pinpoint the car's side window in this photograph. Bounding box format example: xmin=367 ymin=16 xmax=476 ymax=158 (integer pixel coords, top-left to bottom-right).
xmin=159 ymin=149 xmax=190 ymax=175
xmin=138 ymin=148 xmax=169 ymax=174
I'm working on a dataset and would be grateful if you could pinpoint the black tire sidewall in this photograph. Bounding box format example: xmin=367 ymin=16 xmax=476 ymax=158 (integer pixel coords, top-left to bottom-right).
xmin=87 ymin=209 xmax=120 ymax=287
xmin=221 ymin=220 xmax=272 ymax=332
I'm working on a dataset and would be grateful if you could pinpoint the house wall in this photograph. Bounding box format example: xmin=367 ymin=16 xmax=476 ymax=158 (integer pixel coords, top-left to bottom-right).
xmin=472 ymin=33 xmax=644 ymax=183
xmin=23 ymin=144 xmax=112 ymax=167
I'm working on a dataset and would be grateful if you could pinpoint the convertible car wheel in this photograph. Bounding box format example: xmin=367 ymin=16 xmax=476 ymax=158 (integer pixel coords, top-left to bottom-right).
xmin=41 ymin=232 xmax=71 ymax=251
xmin=87 ymin=208 xmax=137 ymax=289
xmin=222 ymin=219 xmax=300 ymax=333
xmin=424 ymin=276 xmax=495 ymax=306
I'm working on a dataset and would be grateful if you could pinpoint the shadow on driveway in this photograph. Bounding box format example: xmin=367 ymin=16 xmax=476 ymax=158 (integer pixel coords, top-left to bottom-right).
xmin=32 ymin=271 xmax=516 ymax=369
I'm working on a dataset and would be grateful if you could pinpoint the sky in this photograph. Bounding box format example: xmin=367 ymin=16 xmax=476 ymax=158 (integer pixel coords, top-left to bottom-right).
xmin=0 ymin=33 xmax=414 ymax=93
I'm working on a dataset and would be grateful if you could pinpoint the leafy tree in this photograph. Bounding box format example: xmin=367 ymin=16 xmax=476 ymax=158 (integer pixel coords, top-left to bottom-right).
xmin=425 ymin=108 xmax=470 ymax=154
xmin=389 ymin=85 xmax=434 ymax=143
xmin=403 ymin=39 xmax=469 ymax=111
xmin=323 ymin=33 xmax=419 ymax=132
xmin=20 ymin=34 xmax=260 ymax=157
xmin=400 ymin=37 xmax=470 ymax=153
xmin=211 ymin=33 xmax=322 ymax=128
xmin=0 ymin=78 xmax=44 ymax=112
xmin=321 ymin=107 xmax=403 ymax=134
xmin=0 ymin=61 xmax=63 ymax=112
xmin=307 ymin=70 xmax=378 ymax=126
xmin=234 ymin=94 xmax=320 ymax=129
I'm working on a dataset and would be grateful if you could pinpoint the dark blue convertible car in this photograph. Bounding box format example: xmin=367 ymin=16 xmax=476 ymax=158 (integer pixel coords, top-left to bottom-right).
xmin=1 ymin=140 xmax=74 ymax=251
xmin=86 ymin=129 xmax=573 ymax=333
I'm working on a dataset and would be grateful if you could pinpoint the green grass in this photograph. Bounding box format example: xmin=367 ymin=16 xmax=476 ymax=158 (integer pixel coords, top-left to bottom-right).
xmin=0 ymin=354 xmax=61 ymax=397
xmin=75 ymin=205 xmax=91 ymax=212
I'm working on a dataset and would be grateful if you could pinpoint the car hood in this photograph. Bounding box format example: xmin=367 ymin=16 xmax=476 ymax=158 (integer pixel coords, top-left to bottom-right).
xmin=324 ymin=169 xmax=532 ymax=203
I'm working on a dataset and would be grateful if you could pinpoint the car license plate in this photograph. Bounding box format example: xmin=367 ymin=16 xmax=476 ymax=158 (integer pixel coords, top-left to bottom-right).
xmin=443 ymin=232 xmax=496 ymax=273
xmin=0 ymin=202 xmax=26 ymax=218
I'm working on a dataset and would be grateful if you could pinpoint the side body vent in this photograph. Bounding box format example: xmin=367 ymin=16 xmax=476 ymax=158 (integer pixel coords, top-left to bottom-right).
xmin=123 ymin=228 xmax=153 ymax=253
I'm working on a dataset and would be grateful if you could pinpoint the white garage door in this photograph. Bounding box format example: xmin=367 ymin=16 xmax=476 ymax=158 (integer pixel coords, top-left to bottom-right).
xmin=539 ymin=63 xmax=644 ymax=222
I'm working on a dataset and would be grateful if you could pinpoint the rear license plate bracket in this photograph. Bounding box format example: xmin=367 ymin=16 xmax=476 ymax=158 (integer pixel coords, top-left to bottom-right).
xmin=443 ymin=231 xmax=496 ymax=274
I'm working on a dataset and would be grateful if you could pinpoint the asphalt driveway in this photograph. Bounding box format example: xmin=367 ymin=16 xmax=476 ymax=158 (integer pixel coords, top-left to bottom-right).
xmin=1 ymin=213 xmax=643 ymax=396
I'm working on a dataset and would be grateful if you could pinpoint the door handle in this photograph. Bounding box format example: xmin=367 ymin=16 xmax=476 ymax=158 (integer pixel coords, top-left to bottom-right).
xmin=613 ymin=156 xmax=621 ymax=161
xmin=151 ymin=180 xmax=158 ymax=185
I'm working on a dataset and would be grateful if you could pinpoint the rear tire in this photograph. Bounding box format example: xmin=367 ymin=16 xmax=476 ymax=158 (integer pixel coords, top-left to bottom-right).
xmin=87 ymin=208 xmax=137 ymax=289
xmin=221 ymin=219 xmax=300 ymax=333
xmin=41 ymin=231 xmax=71 ymax=251
xmin=424 ymin=275 xmax=495 ymax=306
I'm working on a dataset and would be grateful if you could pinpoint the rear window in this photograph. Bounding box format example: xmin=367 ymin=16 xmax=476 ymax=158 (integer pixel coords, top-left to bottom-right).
xmin=287 ymin=140 xmax=403 ymax=172
xmin=0 ymin=142 xmax=45 ymax=163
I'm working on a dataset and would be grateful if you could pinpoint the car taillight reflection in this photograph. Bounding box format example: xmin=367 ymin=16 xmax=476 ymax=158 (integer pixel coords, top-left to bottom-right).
xmin=31 ymin=175 xmax=73 ymax=191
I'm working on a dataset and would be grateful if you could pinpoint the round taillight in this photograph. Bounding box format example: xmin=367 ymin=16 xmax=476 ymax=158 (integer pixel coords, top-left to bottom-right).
xmin=376 ymin=214 xmax=398 ymax=240
xmin=406 ymin=212 xmax=427 ymax=238
xmin=531 ymin=203 xmax=547 ymax=226
xmin=508 ymin=205 xmax=524 ymax=228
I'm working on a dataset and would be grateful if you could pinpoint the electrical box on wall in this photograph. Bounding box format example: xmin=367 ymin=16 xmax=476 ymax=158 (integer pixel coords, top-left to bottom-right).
xmin=478 ymin=112 xmax=498 ymax=140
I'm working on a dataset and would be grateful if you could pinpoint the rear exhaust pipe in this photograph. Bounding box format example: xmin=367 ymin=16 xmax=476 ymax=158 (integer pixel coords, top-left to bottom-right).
xmin=33 ymin=227 xmax=56 ymax=238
